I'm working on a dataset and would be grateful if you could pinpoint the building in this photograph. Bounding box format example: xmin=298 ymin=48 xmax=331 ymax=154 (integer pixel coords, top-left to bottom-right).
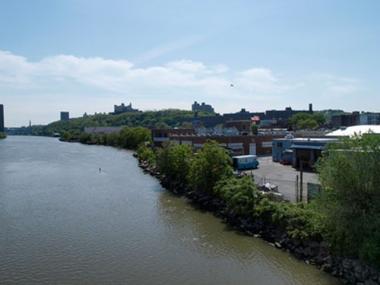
xmin=264 ymin=105 xmax=313 ymax=128
xmin=326 ymin=125 xmax=380 ymax=137
xmin=291 ymin=138 xmax=338 ymax=169
xmin=330 ymin=112 xmax=360 ymax=128
xmin=272 ymin=137 xmax=338 ymax=169
xmin=191 ymin=104 xmax=313 ymax=130
xmin=223 ymin=108 xmax=260 ymax=121
xmin=114 ymin=103 xmax=139 ymax=114
xmin=192 ymin=101 xmax=214 ymax=113
xmin=151 ymin=128 xmax=196 ymax=146
xmin=272 ymin=136 xmax=294 ymax=164
xmin=169 ymin=134 xmax=277 ymax=156
xmin=359 ymin=112 xmax=380 ymax=125
xmin=221 ymin=104 xmax=313 ymax=129
xmin=0 ymin=104 xmax=4 ymax=133
xmin=60 ymin=111 xmax=70 ymax=121
xmin=152 ymin=128 xmax=280 ymax=156
xmin=224 ymin=120 xmax=251 ymax=135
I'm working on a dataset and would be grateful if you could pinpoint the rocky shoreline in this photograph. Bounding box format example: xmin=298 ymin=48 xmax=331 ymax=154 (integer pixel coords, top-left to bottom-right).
xmin=136 ymin=157 xmax=380 ymax=285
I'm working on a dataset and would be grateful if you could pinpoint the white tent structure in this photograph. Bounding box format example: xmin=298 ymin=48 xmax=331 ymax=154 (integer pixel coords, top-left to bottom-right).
xmin=327 ymin=125 xmax=380 ymax=137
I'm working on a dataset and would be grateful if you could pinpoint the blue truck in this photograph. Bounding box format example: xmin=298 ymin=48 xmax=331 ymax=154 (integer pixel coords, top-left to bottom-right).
xmin=232 ymin=155 xmax=259 ymax=171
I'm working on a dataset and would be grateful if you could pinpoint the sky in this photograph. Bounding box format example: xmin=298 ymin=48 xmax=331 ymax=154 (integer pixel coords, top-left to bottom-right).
xmin=1 ymin=0 xmax=380 ymax=126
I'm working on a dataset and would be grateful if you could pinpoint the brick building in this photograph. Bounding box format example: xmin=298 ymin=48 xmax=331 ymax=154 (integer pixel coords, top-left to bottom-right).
xmin=152 ymin=128 xmax=280 ymax=156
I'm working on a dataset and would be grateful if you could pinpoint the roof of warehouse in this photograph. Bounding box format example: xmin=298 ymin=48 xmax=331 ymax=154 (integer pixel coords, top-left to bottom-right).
xmin=327 ymin=125 xmax=380 ymax=137
xmin=290 ymin=144 xmax=325 ymax=150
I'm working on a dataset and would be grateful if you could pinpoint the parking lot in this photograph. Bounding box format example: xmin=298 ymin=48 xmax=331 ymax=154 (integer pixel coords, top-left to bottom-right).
xmin=251 ymin=156 xmax=319 ymax=202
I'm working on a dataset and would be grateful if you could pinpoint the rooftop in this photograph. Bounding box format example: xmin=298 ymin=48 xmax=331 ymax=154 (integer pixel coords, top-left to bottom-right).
xmin=327 ymin=125 xmax=380 ymax=137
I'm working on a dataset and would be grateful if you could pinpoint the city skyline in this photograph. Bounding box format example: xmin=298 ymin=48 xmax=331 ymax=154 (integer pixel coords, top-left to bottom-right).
xmin=1 ymin=0 xmax=380 ymax=126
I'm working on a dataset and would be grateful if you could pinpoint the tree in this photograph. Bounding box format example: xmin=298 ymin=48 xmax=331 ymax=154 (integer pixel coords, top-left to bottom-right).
xmin=118 ymin=127 xmax=151 ymax=149
xmin=188 ymin=141 xmax=233 ymax=193
xmin=156 ymin=142 xmax=193 ymax=190
xmin=289 ymin=113 xmax=326 ymax=130
xmin=317 ymin=135 xmax=380 ymax=267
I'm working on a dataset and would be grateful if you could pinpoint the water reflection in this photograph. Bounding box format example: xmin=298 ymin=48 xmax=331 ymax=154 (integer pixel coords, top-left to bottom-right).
xmin=157 ymin=192 xmax=339 ymax=285
xmin=0 ymin=136 xmax=339 ymax=285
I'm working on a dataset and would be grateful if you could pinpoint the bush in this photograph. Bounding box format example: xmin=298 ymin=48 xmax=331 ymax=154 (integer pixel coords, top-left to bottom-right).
xmin=317 ymin=135 xmax=380 ymax=267
xmin=254 ymin=198 xmax=324 ymax=240
xmin=137 ymin=144 xmax=156 ymax=165
xmin=214 ymin=176 xmax=257 ymax=215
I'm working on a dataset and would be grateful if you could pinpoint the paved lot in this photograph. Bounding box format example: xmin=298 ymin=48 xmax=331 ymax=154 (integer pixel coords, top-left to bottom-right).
xmin=250 ymin=156 xmax=319 ymax=202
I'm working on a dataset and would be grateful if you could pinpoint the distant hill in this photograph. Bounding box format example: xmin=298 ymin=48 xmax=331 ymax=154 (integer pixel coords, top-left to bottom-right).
xmin=30 ymin=109 xmax=213 ymax=136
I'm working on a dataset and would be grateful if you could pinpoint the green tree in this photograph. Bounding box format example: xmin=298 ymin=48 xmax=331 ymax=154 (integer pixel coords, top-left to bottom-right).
xmin=188 ymin=141 xmax=233 ymax=193
xmin=156 ymin=142 xmax=193 ymax=190
xmin=317 ymin=135 xmax=380 ymax=267
xmin=118 ymin=127 xmax=151 ymax=149
xmin=289 ymin=113 xmax=326 ymax=130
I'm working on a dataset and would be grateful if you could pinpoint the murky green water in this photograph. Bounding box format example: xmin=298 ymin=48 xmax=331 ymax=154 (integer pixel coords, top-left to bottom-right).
xmin=0 ymin=136 xmax=339 ymax=284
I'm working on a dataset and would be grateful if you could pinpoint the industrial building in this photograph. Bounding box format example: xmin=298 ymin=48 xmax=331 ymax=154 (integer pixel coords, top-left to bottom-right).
xmin=330 ymin=111 xmax=380 ymax=128
xmin=359 ymin=112 xmax=380 ymax=125
xmin=0 ymin=104 xmax=4 ymax=133
xmin=60 ymin=111 xmax=70 ymax=121
xmin=326 ymin=125 xmax=380 ymax=137
xmin=152 ymin=128 xmax=280 ymax=156
xmin=272 ymin=137 xmax=338 ymax=169
xmin=193 ymin=104 xmax=313 ymax=129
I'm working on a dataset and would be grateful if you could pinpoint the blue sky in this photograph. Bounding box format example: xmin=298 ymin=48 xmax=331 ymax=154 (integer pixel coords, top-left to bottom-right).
xmin=1 ymin=0 xmax=379 ymax=126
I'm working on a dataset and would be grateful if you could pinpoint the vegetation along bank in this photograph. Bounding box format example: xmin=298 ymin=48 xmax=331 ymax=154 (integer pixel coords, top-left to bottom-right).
xmin=61 ymin=128 xmax=380 ymax=285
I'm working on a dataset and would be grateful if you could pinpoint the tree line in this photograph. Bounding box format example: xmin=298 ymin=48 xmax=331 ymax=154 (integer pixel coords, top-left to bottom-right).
xmin=138 ymin=137 xmax=380 ymax=269
xmin=61 ymin=126 xmax=151 ymax=150
xmin=62 ymin=123 xmax=380 ymax=269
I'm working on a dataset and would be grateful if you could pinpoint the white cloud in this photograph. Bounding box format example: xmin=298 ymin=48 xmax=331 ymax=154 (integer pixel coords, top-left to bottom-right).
xmin=235 ymin=68 xmax=288 ymax=93
xmin=0 ymin=49 xmax=364 ymax=126
xmin=0 ymin=50 xmax=288 ymax=98
xmin=306 ymin=73 xmax=360 ymax=97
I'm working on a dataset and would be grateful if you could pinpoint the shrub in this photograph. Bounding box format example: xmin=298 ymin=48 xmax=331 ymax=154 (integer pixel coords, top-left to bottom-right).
xmin=214 ymin=176 xmax=258 ymax=215
xmin=317 ymin=135 xmax=380 ymax=267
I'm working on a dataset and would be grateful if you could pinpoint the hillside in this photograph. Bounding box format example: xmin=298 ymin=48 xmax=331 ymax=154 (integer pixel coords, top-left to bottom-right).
xmin=33 ymin=109 xmax=212 ymax=136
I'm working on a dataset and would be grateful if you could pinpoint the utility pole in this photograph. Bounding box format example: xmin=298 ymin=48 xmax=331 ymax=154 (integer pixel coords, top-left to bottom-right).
xmin=295 ymin=175 xmax=299 ymax=203
xmin=300 ymin=161 xmax=304 ymax=203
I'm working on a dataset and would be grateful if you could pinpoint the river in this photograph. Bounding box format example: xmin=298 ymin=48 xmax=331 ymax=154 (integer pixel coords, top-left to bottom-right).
xmin=0 ymin=136 xmax=339 ymax=284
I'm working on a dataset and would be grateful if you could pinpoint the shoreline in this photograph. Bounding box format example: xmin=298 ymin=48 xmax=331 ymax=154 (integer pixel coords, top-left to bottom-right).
xmin=135 ymin=155 xmax=380 ymax=285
